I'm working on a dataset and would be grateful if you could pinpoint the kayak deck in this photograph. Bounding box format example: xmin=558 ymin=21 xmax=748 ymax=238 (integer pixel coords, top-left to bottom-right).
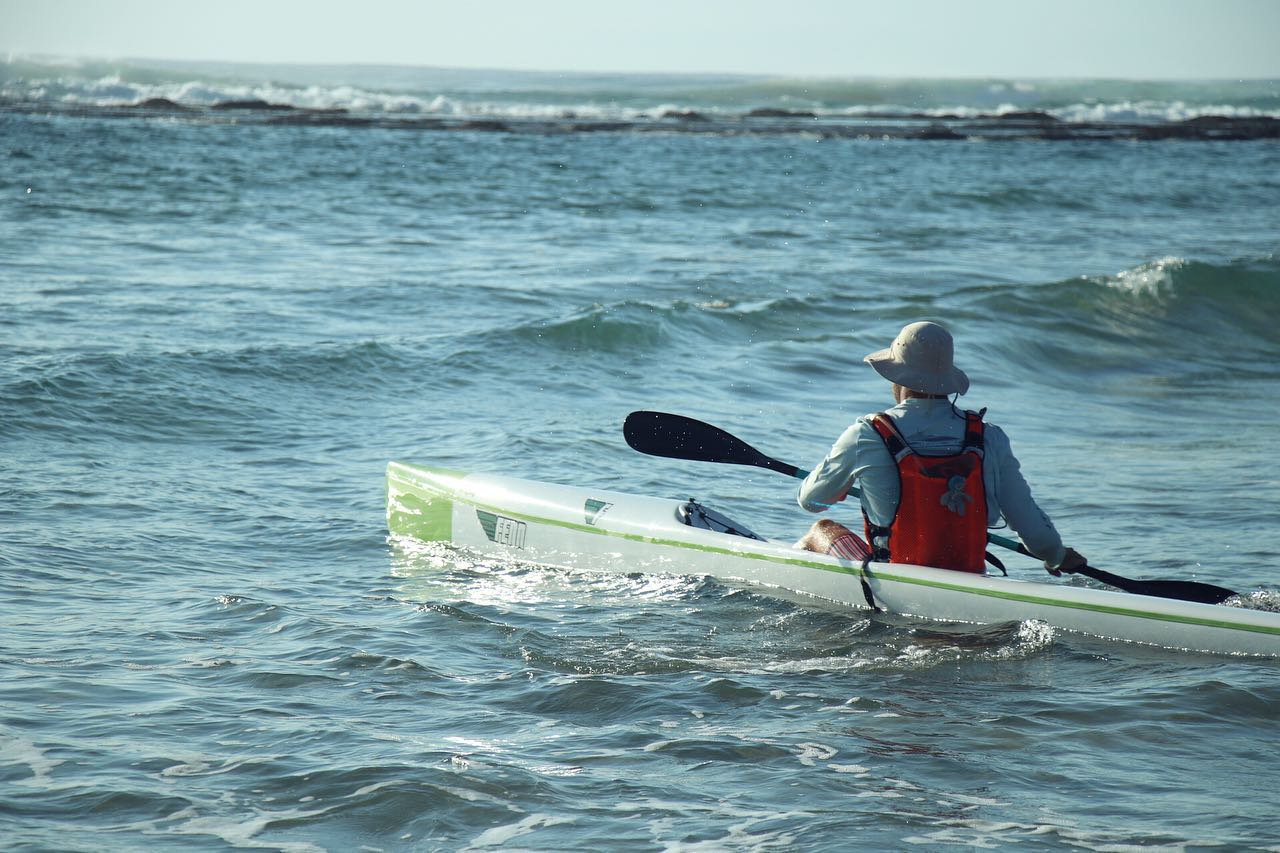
xmin=386 ymin=462 xmax=1280 ymax=657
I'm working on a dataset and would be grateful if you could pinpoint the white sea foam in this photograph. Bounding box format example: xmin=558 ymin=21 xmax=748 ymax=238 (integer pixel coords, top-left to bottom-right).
xmin=166 ymin=809 xmax=329 ymax=852
xmin=795 ymin=741 xmax=838 ymax=765
xmin=462 ymin=813 xmax=576 ymax=850
xmin=828 ymin=762 xmax=870 ymax=774
xmin=1231 ymin=590 xmax=1280 ymax=612
xmin=347 ymin=779 xmax=408 ymax=798
xmin=0 ymin=735 xmax=65 ymax=787
xmin=1104 ymin=257 xmax=1185 ymax=298
xmin=1056 ymin=99 xmax=1277 ymax=123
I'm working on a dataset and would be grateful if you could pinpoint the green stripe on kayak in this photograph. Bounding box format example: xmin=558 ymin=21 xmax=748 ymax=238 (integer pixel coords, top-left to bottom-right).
xmin=386 ymin=466 xmax=1279 ymax=640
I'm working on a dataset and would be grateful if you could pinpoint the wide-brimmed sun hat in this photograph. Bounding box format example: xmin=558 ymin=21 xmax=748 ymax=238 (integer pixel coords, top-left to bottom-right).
xmin=864 ymin=321 xmax=970 ymax=395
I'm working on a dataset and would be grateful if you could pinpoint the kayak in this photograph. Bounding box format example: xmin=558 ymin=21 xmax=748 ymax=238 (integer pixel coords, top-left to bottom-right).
xmin=385 ymin=461 xmax=1280 ymax=657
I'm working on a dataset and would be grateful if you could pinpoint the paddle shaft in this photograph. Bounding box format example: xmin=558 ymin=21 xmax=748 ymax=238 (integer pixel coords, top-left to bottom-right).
xmin=623 ymin=411 xmax=1238 ymax=604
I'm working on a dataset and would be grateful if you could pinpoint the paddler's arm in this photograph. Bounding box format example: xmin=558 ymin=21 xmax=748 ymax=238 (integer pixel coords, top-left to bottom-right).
xmin=985 ymin=425 xmax=1084 ymax=573
xmin=798 ymin=422 xmax=860 ymax=511
xmin=797 ymin=419 xmax=897 ymax=521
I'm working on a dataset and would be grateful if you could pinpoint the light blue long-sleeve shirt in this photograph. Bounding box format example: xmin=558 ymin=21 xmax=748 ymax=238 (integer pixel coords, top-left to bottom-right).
xmin=797 ymin=397 xmax=1066 ymax=566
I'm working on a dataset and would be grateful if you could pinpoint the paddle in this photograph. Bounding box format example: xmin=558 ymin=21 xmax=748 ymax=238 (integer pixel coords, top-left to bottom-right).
xmin=623 ymin=410 xmax=1239 ymax=605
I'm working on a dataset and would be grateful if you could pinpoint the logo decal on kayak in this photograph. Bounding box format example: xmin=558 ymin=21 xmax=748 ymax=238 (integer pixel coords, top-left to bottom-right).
xmin=585 ymin=499 xmax=613 ymax=526
xmin=476 ymin=510 xmax=527 ymax=549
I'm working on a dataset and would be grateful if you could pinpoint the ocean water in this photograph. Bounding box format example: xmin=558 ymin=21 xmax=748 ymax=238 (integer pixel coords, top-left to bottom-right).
xmin=2 ymin=60 xmax=1280 ymax=851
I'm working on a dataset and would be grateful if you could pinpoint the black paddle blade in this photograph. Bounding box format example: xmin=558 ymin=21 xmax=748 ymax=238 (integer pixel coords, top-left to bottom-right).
xmin=1004 ymin=535 xmax=1238 ymax=606
xmin=1077 ymin=566 xmax=1238 ymax=605
xmin=624 ymin=411 xmax=802 ymax=478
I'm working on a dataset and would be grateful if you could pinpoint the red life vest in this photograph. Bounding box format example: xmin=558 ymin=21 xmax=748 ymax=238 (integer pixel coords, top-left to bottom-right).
xmin=863 ymin=410 xmax=988 ymax=573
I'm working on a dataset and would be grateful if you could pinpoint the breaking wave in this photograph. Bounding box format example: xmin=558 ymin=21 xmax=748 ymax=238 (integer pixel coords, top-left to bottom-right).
xmin=5 ymin=57 xmax=1278 ymax=122
xmin=970 ymin=255 xmax=1280 ymax=388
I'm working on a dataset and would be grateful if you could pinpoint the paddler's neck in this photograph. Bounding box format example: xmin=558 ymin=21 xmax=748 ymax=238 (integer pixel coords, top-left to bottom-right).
xmin=892 ymin=384 xmax=946 ymax=404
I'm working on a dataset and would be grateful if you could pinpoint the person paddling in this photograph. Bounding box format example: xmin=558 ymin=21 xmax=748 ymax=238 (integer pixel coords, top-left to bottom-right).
xmin=795 ymin=321 xmax=1086 ymax=576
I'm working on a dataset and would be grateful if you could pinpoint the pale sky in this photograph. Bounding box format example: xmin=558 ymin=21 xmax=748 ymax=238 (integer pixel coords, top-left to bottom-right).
xmin=3 ymin=0 xmax=1278 ymax=79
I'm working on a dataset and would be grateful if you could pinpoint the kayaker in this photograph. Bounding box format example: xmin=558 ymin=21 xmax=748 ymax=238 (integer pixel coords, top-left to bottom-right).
xmin=795 ymin=320 xmax=1086 ymax=575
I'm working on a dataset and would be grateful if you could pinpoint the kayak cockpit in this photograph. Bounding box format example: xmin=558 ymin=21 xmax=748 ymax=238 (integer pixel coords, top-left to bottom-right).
xmin=677 ymin=499 xmax=765 ymax=541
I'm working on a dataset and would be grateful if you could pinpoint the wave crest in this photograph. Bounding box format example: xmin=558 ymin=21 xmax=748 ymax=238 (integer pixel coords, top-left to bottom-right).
xmin=970 ymin=255 xmax=1280 ymax=388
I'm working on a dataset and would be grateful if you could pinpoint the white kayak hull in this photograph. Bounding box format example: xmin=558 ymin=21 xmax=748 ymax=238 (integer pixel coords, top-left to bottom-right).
xmin=386 ymin=462 xmax=1280 ymax=657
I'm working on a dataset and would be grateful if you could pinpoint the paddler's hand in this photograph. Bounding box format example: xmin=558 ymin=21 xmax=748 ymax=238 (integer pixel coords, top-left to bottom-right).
xmin=1045 ymin=547 xmax=1087 ymax=577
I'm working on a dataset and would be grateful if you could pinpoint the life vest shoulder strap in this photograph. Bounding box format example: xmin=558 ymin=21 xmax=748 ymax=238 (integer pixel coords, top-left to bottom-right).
xmin=871 ymin=408 xmax=987 ymax=459
xmin=868 ymin=413 xmax=911 ymax=462
xmin=962 ymin=408 xmax=987 ymax=453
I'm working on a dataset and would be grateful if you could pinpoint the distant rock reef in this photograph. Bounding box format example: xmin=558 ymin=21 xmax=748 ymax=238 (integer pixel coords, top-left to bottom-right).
xmin=10 ymin=98 xmax=1279 ymax=141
